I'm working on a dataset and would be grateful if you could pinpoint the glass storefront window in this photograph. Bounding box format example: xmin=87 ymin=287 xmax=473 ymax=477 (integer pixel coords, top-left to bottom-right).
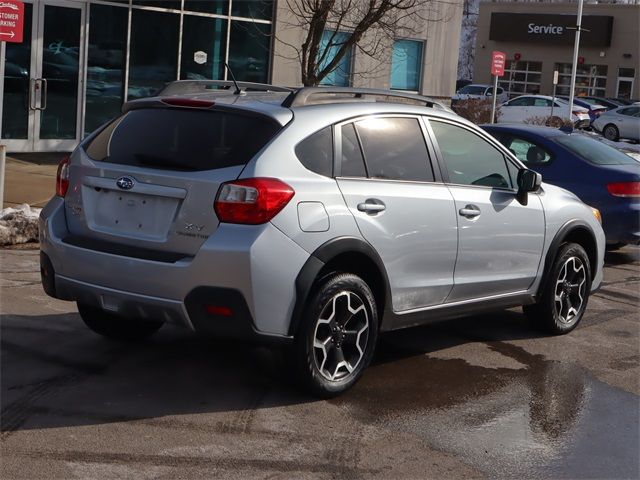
xmin=228 ymin=21 xmax=270 ymax=83
xmin=555 ymin=63 xmax=608 ymax=97
xmin=319 ymin=31 xmax=352 ymax=87
xmin=390 ymin=39 xmax=423 ymax=91
xmin=231 ymin=0 xmax=273 ymax=20
xmin=85 ymin=4 xmax=127 ymax=135
xmin=40 ymin=5 xmax=81 ymax=139
xmin=500 ymin=60 xmax=542 ymax=98
xmin=184 ymin=0 xmax=228 ymax=14
xmin=2 ymin=2 xmax=32 ymax=139
xmin=128 ymin=9 xmax=180 ymax=100
xmin=132 ymin=1 xmax=182 ymax=9
xmin=180 ymin=15 xmax=226 ymax=81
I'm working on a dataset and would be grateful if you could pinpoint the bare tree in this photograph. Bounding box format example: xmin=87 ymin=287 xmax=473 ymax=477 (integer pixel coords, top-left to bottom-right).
xmin=278 ymin=0 xmax=436 ymax=86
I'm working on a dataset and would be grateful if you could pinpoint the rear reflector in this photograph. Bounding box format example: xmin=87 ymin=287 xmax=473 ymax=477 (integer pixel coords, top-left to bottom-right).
xmin=56 ymin=156 xmax=70 ymax=197
xmin=607 ymin=182 xmax=640 ymax=197
xmin=161 ymin=98 xmax=215 ymax=108
xmin=214 ymin=178 xmax=295 ymax=225
xmin=205 ymin=305 xmax=233 ymax=317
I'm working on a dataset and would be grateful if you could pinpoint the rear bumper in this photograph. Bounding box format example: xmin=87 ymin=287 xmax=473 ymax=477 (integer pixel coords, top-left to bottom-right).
xmin=601 ymin=202 xmax=640 ymax=245
xmin=39 ymin=197 xmax=309 ymax=341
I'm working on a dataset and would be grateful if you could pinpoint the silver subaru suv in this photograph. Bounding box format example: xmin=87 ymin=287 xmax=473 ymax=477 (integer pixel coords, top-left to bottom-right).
xmin=40 ymin=83 xmax=605 ymax=396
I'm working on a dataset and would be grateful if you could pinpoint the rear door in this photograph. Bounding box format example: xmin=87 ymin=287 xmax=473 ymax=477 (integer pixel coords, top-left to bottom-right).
xmin=336 ymin=116 xmax=458 ymax=312
xmin=64 ymin=106 xmax=282 ymax=256
xmin=427 ymin=118 xmax=545 ymax=302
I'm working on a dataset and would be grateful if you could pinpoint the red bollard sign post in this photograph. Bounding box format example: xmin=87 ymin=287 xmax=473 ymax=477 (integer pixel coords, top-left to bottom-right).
xmin=490 ymin=51 xmax=506 ymax=124
xmin=0 ymin=0 xmax=25 ymax=43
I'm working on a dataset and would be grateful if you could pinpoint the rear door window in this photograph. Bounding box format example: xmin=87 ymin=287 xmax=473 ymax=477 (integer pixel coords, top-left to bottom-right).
xmin=84 ymin=108 xmax=281 ymax=171
xmin=340 ymin=123 xmax=367 ymax=177
xmin=354 ymin=117 xmax=434 ymax=182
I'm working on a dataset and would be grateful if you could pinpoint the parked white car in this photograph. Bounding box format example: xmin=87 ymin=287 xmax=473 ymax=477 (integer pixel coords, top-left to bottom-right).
xmin=499 ymin=95 xmax=590 ymax=128
xmin=592 ymin=105 xmax=640 ymax=142
xmin=452 ymin=84 xmax=508 ymax=105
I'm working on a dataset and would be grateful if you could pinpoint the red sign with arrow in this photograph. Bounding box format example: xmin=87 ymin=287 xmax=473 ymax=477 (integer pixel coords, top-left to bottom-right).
xmin=491 ymin=51 xmax=507 ymax=77
xmin=0 ymin=1 xmax=24 ymax=43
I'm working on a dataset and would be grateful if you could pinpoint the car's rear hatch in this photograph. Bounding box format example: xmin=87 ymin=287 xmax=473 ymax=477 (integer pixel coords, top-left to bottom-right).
xmin=63 ymin=102 xmax=285 ymax=259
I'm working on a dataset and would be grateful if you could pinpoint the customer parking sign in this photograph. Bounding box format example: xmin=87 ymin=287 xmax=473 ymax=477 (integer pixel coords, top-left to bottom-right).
xmin=0 ymin=1 xmax=24 ymax=43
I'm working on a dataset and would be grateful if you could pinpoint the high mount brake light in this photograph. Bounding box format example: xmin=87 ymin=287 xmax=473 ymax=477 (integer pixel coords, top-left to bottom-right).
xmin=214 ymin=178 xmax=295 ymax=225
xmin=607 ymin=182 xmax=640 ymax=198
xmin=161 ymin=98 xmax=216 ymax=108
xmin=56 ymin=156 xmax=70 ymax=197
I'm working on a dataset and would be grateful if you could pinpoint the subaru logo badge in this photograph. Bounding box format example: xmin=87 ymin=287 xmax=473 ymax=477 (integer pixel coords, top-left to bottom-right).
xmin=116 ymin=176 xmax=134 ymax=190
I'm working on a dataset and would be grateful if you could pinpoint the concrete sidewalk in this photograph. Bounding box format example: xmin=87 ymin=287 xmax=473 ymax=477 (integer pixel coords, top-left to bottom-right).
xmin=2 ymin=156 xmax=59 ymax=209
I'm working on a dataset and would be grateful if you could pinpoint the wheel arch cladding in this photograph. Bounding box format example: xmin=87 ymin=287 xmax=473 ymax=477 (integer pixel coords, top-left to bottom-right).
xmin=541 ymin=220 xmax=598 ymax=297
xmin=288 ymin=237 xmax=391 ymax=337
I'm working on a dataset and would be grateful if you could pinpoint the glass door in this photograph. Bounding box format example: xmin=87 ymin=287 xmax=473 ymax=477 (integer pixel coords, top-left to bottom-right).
xmin=1 ymin=0 xmax=85 ymax=152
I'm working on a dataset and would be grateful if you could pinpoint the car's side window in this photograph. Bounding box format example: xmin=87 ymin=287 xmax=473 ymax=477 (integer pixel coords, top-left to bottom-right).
xmin=354 ymin=117 xmax=434 ymax=182
xmin=340 ymin=123 xmax=367 ymax=177
xmin=620 ymin=106 xmax=639 ymax=116
xmin=502 ymin=135 xmax=553 ymax=165
xmin=430 ymin=121 xmax=513 ymax=189
xmin=533 ymin=98 xmax=552 ymax=107
xmin=295 ymin=127 xmax=333 ymax=177
xmin=508 ymin=97 xmax=530 ymax=107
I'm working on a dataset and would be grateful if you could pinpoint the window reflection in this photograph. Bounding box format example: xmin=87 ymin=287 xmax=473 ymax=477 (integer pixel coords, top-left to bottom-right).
xmin=228 ymin=21 xmax=270 ymax=83
xmin=180 ymin=15 xmax=226 ymax=81
xmin=184 ymin=0 xmax=228 ymax=14
xmin=128 ymin=9 xmax=179 ymax=100
xmin=231 ymin=0 xmax=273 ymax=20
xmin=85 ymin=4 xmax=127 ymax=135
xmin=1 ymin=2 xmax=32 ymax=139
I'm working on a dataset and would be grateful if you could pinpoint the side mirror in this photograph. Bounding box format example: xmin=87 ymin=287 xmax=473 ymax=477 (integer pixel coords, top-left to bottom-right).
xmin=516 ymin=169 xmax=542 ymax=206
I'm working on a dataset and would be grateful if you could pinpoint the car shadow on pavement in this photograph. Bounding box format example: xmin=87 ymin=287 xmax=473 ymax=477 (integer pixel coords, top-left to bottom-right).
xmin=1 ymin=307 xmax=551 ymax=435
xmin=604 ymin=245 xmax=640 ymax=267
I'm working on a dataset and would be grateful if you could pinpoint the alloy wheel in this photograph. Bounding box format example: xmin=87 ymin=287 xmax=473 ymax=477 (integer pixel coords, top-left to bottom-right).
xmin=313 ymin=291 xmax=369 ymax=381
xmin=554 ymin=256 xmax=587 ymax=324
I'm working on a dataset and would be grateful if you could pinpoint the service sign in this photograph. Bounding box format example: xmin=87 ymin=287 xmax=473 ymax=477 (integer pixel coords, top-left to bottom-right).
xmin=491 ymin=51 xmax=506 ymax=77
xmin=0 ymin=0 xmax=24 ymax=43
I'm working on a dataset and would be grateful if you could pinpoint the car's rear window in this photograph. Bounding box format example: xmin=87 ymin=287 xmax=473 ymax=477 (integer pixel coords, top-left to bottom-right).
xmin=554 ymin=135 xmax=638 ymax=165
xmin=84 ymin=108 xmax=281 ymax=171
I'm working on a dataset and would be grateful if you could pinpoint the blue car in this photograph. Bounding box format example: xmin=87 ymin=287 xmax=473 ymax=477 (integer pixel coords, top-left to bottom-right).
xmin=482 ymin=124 xmax=640 ymax=248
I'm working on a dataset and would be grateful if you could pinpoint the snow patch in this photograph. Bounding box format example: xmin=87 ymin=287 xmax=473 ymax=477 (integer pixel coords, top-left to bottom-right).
xmin=0 ymin=204 xmax=42 ymax=246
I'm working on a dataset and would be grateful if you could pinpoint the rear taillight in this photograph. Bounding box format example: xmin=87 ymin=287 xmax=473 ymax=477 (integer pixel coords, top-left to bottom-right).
xmin=56 ymin=156 xmax=70 ymax=197
xmin=607 ymin=182 xmax=640 ymax=197
xmin=214 ymin=178 xmax=295 ymax=224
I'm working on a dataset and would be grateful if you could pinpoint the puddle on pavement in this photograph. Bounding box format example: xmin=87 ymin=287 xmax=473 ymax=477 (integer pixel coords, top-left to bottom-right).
xmin=335 ymin=328 xmax=640 ymax=479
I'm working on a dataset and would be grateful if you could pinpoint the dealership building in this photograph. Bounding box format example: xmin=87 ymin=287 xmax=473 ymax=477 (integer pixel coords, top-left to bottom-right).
xmin=472 ymin=1 xmax=640 ymax=100
xmin=0 ymin=0 xmax=463 ymax=153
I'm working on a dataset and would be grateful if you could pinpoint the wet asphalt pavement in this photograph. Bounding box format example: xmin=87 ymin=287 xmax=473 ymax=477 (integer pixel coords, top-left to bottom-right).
xmin=1 ymin=246 xmax=638 ymax=479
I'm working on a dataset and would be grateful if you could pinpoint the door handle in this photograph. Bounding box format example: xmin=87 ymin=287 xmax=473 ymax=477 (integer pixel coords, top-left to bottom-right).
xmin=39 ymin=78 xmax=48 ymax=111
xmin=459 ymin=204 xmax=481 ymax=218
xmin=357 ymin=200 xmax=386 ymax=214
xmin=29 ymin=78 xmax=37 ymax=110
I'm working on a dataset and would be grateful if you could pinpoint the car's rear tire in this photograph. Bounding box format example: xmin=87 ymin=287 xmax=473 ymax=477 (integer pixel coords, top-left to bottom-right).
xmin=294 ymin=273 xmax=379 ymax=398
xmin=603 ymin=124 xmax=619 ymax=141
xmin=523 ymin=243 xmax=592 ymax=335
xmin=77 ymin=303 xmax=164 ymax=341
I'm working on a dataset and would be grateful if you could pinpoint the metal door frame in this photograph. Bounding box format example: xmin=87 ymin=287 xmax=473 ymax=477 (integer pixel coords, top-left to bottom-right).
xmin=0 ymin=0 xmax=86 ymax=152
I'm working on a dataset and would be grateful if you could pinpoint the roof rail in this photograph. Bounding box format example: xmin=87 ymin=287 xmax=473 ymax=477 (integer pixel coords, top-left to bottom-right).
xmin=282 ymin=86 xmax=451 ymax=111
xmin=158 ymin=80 xmax=294 ymax=96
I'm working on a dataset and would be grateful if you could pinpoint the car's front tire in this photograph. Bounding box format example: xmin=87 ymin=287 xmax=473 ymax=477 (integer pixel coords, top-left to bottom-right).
xmin=294 ymin=273 xmax=379 ymax=398
xmin=77 ymin=303 xmax=164 ymax=341
xmin=524 ymin=243 xmax=592 ymax=335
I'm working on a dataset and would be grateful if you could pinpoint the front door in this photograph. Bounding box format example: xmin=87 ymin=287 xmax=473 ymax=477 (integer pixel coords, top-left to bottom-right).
xmin=428 ymin=119 xmax=545 ymax=303
xmin=1 ymin=1 xmax=85 ymax=152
